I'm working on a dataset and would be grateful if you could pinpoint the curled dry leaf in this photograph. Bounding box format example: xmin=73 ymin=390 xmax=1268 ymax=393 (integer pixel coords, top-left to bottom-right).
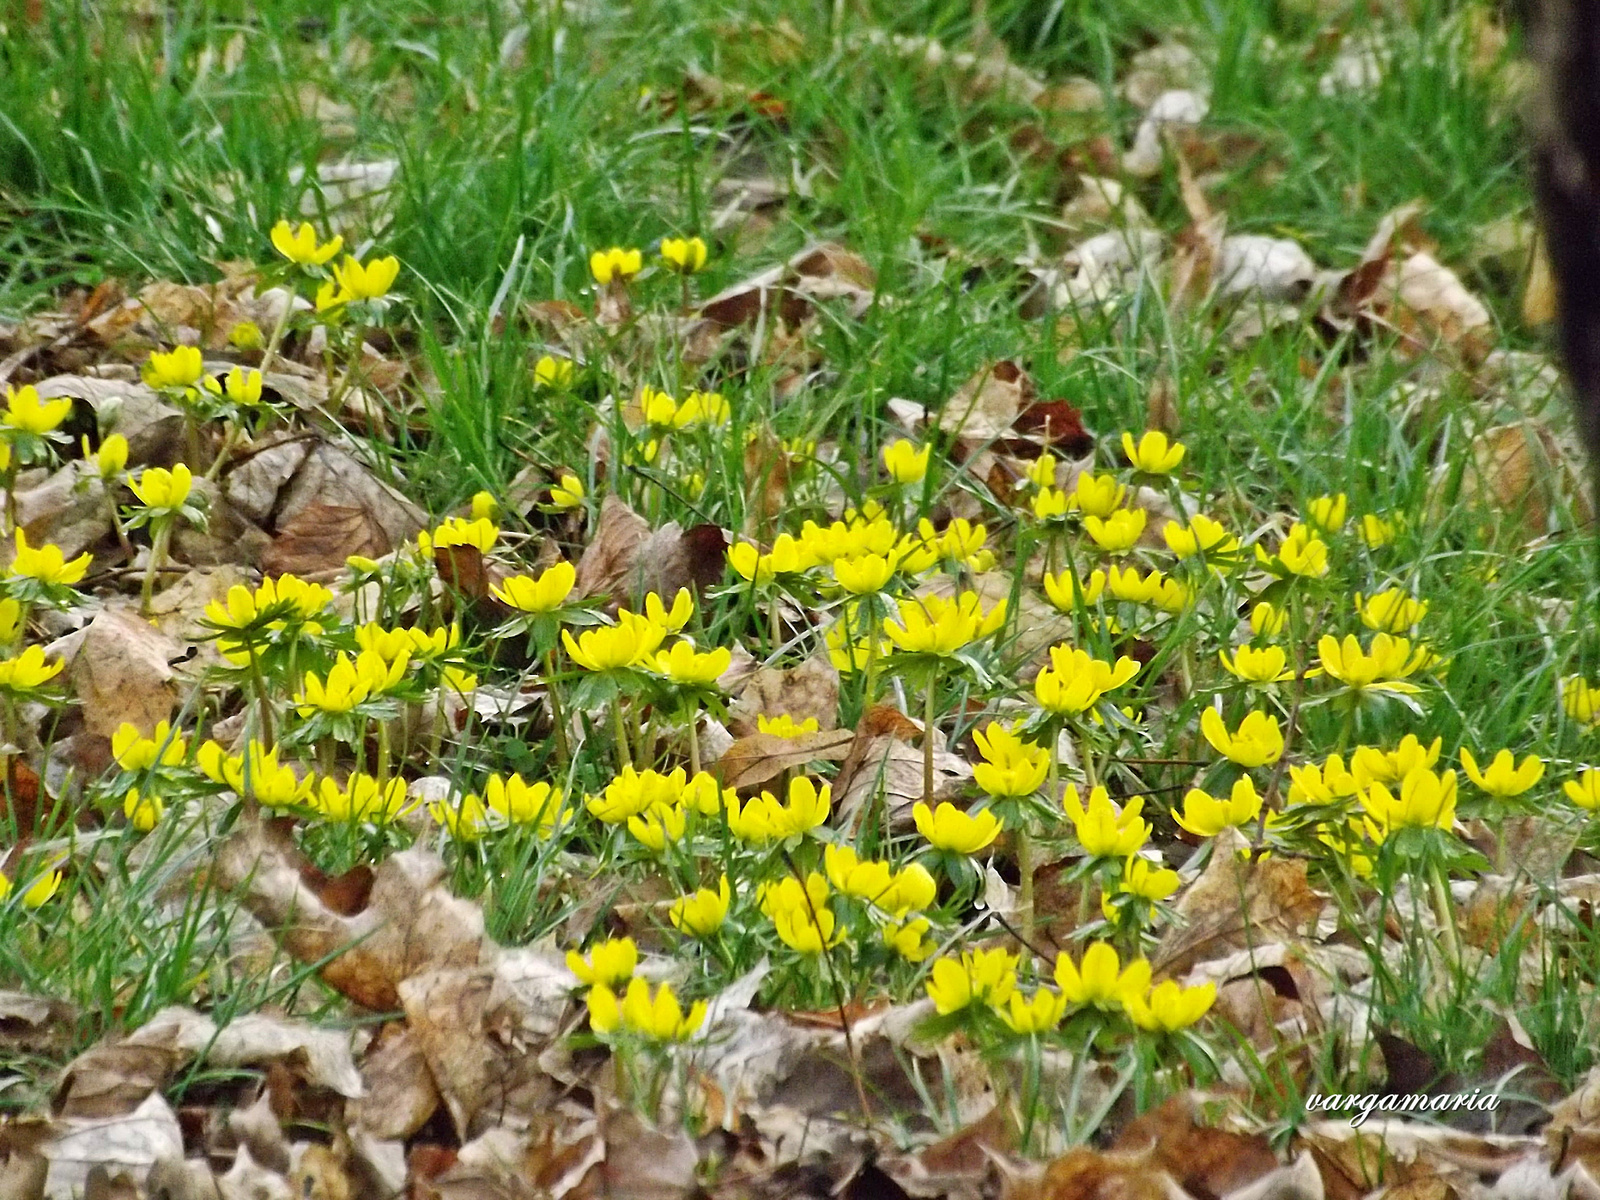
xmin=51 ymin=608 xmax=181 ymax=740
xmin=726 ymin=654 xmax=840 ymax=736
xmin=575 ymin=494 xmax=726 ymax=606
xmin=39 ymin=1093 xmax=183 ymax=1200
xmin=714 ymin=729 xmax=854 ymax=792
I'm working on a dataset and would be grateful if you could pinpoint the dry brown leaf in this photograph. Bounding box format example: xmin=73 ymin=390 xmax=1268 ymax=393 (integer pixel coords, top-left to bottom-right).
xmin=1154 ymin=828 xmax=1325 ymax=976
xmin=1008 ymin=1145 xmax=1173 ymax=1200
xmin=39 ymin=1093 xmax=184 ymax=1200
xmin=714 ymin=729 xmax=855 ymax=792
xmin=212 ymin=823 xmax=484 ymax=1011
xmin=222 ymin=438 xmax=315 ymax=527
xmin=938 ymin=361 xmax=1035 ymax=448
xmin=53 ymin=608 xmax=180 ymax=740
xmin=832 ymin=706 xmax=973 ymax=831
xmin=351 ymin=1026 xmax=441 ymax=1142
xmin=1523 ymin=234 xmax=1557 ymax=328
xmin=1112 ymin=1093 xmax=1280 ymax=1199
xmin=726 ymin=655 xmax=840 ymax=736
xmin=1453 ymin=420 xmax=1594 ymax=537
xmin=574 ymin=495 xmax=726 ymax=606
xmin=272 ymin=442 xmax=425 ymax=552
xmin=261 ymin=504 xmax=389 ymax=577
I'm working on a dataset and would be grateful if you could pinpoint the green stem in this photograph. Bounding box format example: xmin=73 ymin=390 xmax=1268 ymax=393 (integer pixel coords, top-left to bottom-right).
xmin=544 ymin=649 xmax=571 ymax=769
xmin=923 ymin=667 xmax=939 ymax=805
xmin=688 ymin=709 xmax=701 ymax=777
xmin=613 ymin=702 xmax=633 ymax=772
xmin=1018 ymin=826 xmax=1036 ymax=943
xmin=140 ymin=518 xmax=173 ymax=618
xmin=1429 ymin=855 xmax=1462 ymax=968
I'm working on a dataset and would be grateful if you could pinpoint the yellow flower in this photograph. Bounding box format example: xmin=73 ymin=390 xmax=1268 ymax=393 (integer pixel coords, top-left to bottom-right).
xmin=270 ymin=220 xmax=342 ymax=265
xmin=84 ymin=433 xmax=128 ymax=480
xmin=1126 ymin=980 xmax=1216 ymax=1033
xmin=1084 ymin=508 xmax=1147 ymax=554
xmin=882 ymin=439 xmax=930 ymax=485
xmin=17 ymin=868 xmax=61 ymax=909
xmin=1042 ymin=568 xmax=1106 ymax=613
xmin=726 ymin=777 xmax=831 ymax=843
xmin=1563 ymin=768 xmax=1600 ymax=812
xmin=1024 ymin=453 xmax=1057 ymax=488
xmin=833 ymin=550 xmax=900 ymax=596
xmin=913 ymin=801 xmax=1001 ymax=854
xmin=1287 ymin=754 xmax=1361 ymax=805
xmin=1459 ymin=748 xmax=1544 ymax=798
xmin=1118 ymin=856 xmax=1179 ymax=902
xmin=1063 ymin=785 xmax=1149 ymax=858
xmin=332 ymin=255 xmax=400 ymax=301
xmin=674 ymin=390 xmax=729 ymax=428
xmin=1351 ymin=735 xmax=1442 ymax=786
xmin=8 ymin=529 xmax=90 ymax=586
xmin=567 ymin=937 xmax=637 ymax=988
xmin=1251 ymin=602 xmax=1287 ymax=638
xmin=562 ymin=613 xmax=664 ymax=672
xmin=628 ymin=802 xmax=687 ymax=851
xmin=1359 ymin=513 xmax=1397 ymax=548
xmin=823 ymin=844 xmax=894 ymax=903
xmin=660 ymin=236 xmax=708 ymax=273
xmin=1122 ymin=430 xmax=1185 ymax=474
xmin=112 ymin=720 xmax=186 ymax=771
xmin=586 ymin=984 xmax=620 ymax=1034
xmin=1219 ymin=644 xmax=1294 ymax=684
xmin=1000 ymin=988 xmax=1070 ymax=1035
xmin=883 ymin=918 xmax=936 ymax=962
xmin=1034 ymin=644 xmax=1140 ymax=715
xmin=882 ymin=592 xmax=1007 ymax=656
xmin=1255 ymin=524 xmax=1328 ymax=578
xmin=587 ymin=767 xmax=685 ymax=824
xmin=203 ymin=741 xmax=312 ymax=809
xmin=1176 ymin=778 xmax=1264 ymax=838
xmin=757 ymin=713 xmax=821 ymax=737
xmin=758 ymin=873 xmax=841 ymax=954
xmin=637 ymin=386 xmax=678 ymax=429
xmin=1356 ymin=590 xmax=1427 ymax=633
xmin=492 ymin=561 xmax=577 ymax=613
xmin=618 ymin=977 xmax=707 ymax=1041
xmin=652 ymin=641 xmax=731 ymax=687
xmin=590 ymin=246 xmax=643 ymax=285
xmin=123 ymin=787 xmax=164 ymax=832
xmin=727 ymin=533 xmax=813 ymax=583
xmin=1361 ymin=768 xmax=1458 ymax=839
xmin=430 ymin=792 xmax=492 ymax=841
xmin=878 ymin=863 xmax=937 ymax=915
xmin=1305 ymin=493 xmax=1348 ymax=534
xmin=3 ymin=384 xmax=72 ymax=436
xmin=534 ymin=355 xmax=576 ymax=388
xmin=202 ymin=366 xmax=264 ymax=406
xmin=485 ymin=774 xmax=564 ymax=831
xmin=1200 ymin=708 xmax=1284 ymax=767
xmin=228 ymin=321 xmax=263 ymax=349
xmin=316 ymin=774 xmax=414 ymax=823
xmin=1164 ymin=513 xmax=1240 ymax=561
xmin=430 ymin=516 xmax=498 ymax=552
xmin=972 ymin=722 xmax=1049 ymax=797
xmin=1070 ymin=472 xmax=1126 ymax=518
xmin=1032 ymin=486 xmax=1070 ymax=522
xmin=669 ymin=876 xmax=731 ymax=937
xmin=1055 ymin=942 xmax=1151 ymax=1010
xmin=1314 ymin=633 xmax=1429 ymax=696
xmin=295 ymin=653 xmax=383 ymax=716
xmin=128 ymin=464 xmax=194 ymax=512
xmin=926 ymin=947 xmax=1017 ymax=1014
xmin=141 ymin=346 xmax=204 ymax=391
xmin=549 ymin=473 xmax=585 ymax=509
xmin=1564 ymin=676 xmax=1600 ymax=728
xmin=0 ymin=645 xmax=63 ymax=692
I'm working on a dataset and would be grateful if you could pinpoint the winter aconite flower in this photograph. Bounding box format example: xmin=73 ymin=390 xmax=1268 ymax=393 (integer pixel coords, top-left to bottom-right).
xmin=1305 ymin=493 xmax=1348 ymax=534
xmin=567 ymin=937 xmax=638 ymax=988
xmin=1176 ymin=778 xmax=1264 ymax=838
xmin=926 ymin=947 xmax=1017 ymax=1015
xmin=883 ymin=592 xmax=1006 ymax=657
xmin=660 ymin=236 xmax=708 ymax=273
xmin=757 ymin=713 xmax=820 ymax=737
xmin=202 ymin=366 xmax=264 ymax=407
xmin=1042 ymin=568 xmax=1107 ymax=613
xmin=562 ymin=614 xmax=664 ymax=673
xmin=493 ymin=561 xmax=577 ymax=613
xmin=1107 ymin=565 xmax=1187 ymax=612
xmin=1357 ymin=589 xmax=1428 ymax=633
xmin=0 ymin=866 xmax=61 ymax=909
xmin=123 ymin=788 xmax=165 ymax=832
xmin=587 ymin=767 xmax=685 ymax=824
xmin=9 ymin=530 xmax=90 ymax=587
xmin=1287 ymin=754 xmax=1361 ymax=805
xmin=833 ymin=551 xmax=901 ymax=596
xmin=1122 ymin=430 xmax=1185 ymax=474
xmin=129 ymin=464 xmax=194 ymax=513
xmin=972 ymin=722 xmax=1049 ymax=797
xmin=0 ymin=645 xmax=63 ymax=693
xmin=1117 ymin=856 xmax=1180 ymax=902
xmin=1360 ymin=768 xmax=1458 ymax=840
xmin=1563 ymin=769 xmax=1600 ymax=812
xmin=1256 ymin=524 xmax=1328 ymax=578
xmin=669 ymin=877 xmax=731 ymax=937
xmin=1313 ymin=634 xmax=1430 ymax=696
xmin=483 ymin=774 xmax=564 ymax=831
xmin=316 ymin=775 xmax=414 ymax=824
xmin=430 ymin=792 xmax=492 ymax=841
xmin=913 ymin=801 xmax=1002 ymax=854
xmin=331 ymin=255 xmax=400 ymax=301
xmin=1251 ymin=603 xmax=1287 ymax=638
xmin=1219 ymin=644 xmax=1294 ymax=684
xmin=726 ymin=777 xmax=831 ymax=842
xmin=1459 ymin=748 xmax=1544 ymax=798
xmin=590 ymin=247 xmax=643 ymax=285
xmin=591 ymin=978 xmax=707 ymax=1041
xmin=1200 ymin=708 xmax=1284 ymax=767
xmin=758 ymin=873 xmax=840 ymax=954
xmin=534 ymin=355 xmax=576 ymax=389
xmin=270 ymin=220 xmax=342 ymax=265
xmin=1563 ymin=676 xmax=1600 ymax=728
xmin=1164 ymin=514 xmax=1239 ymax=560
xmin=1063 ymin=785 xmax=1149 ymax=858
xmin=141 ymin=346 xmax=204 ymax=391
xmin=2 ymin=384 xmax=71 ymax=436
xmin=1071 ymin=472 xmax=1126 ymax=518
xmin=883 ymin=918 xmax=936 ymax=962
xmin=652 ymin=641 xmax=732 ymax=687
xmin=881 ymin=439 xmax=931 ymax=485
xmin=1359 ymin=513 xmax=1398 ymax=548
xmin=1351 ymin=735 xmax=1442 ymax=786
xmin=1126 ymin=980 xmax=1216 ymax=1033
xmin=1054 ymin=942 xmax=1150 ymax=1010
xmin=1034 ymin=645 xmax=1139 ymax=716
xmin=429 ymin=516 xmax=498 ymax=553
xmin=1084 ymin=508 xmax=1147 ymax=554
xmin=1000 ymin=988 xmax=1069 ymax=1035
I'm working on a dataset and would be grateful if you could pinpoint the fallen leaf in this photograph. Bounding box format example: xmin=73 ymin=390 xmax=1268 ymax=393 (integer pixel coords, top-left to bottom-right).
xmin=52 ymin=608 xmax=181 ymax=740
xmin=714 ymin=729 xmax=855 ymax=792
xmin=40 ymin=1093 xmax=184 ymax=1200
xmin=261 ymin=504 xmax=390 ymax=577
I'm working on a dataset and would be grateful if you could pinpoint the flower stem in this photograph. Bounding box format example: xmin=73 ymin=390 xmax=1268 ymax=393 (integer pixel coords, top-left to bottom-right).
xmin=544 ymin=650 xmax=571 ymax=769
xmin=140 ymin=518 xmax=173 ymax=618
xmin=923 ymin=667 xmax=939 ymax=805
xmin=1429 ymin=855 xmax=1462 ymax=968
xmin=613 ymin=702 xmax=633 ymax=772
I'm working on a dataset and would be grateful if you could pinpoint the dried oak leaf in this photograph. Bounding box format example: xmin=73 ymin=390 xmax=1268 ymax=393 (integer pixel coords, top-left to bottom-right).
xmin=351 ymin=1025 xmax=440 ymax=1142
xmin=272 ymin=442 xmax=425 ymax=552
xmin=832 ymin=705 xmax=973 ymax=831
xmin=714 ymin=729 xmax=855 ymax=792
xmin=1154 ymin=828 xmax=1325 ymax=977
xmin=39 ymin=1093 xmax=184 ymax=1200
xmin=261 ymin=504 xmax=389 ymax=578
xmin=727 ymin=654 xmax=840 ymax=737
xmin=938 ymin=361 xmax=1035 ymax=448
xmin=575 ymin=495 xmax=727 ymax=605
xmin=1112 ymin=1093 xmax=1279 ymax=1199
xmin=52 ymin=608 xmax=181 ymax=740
xmin=213 ymin=823 xmax=483 ymax=1011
